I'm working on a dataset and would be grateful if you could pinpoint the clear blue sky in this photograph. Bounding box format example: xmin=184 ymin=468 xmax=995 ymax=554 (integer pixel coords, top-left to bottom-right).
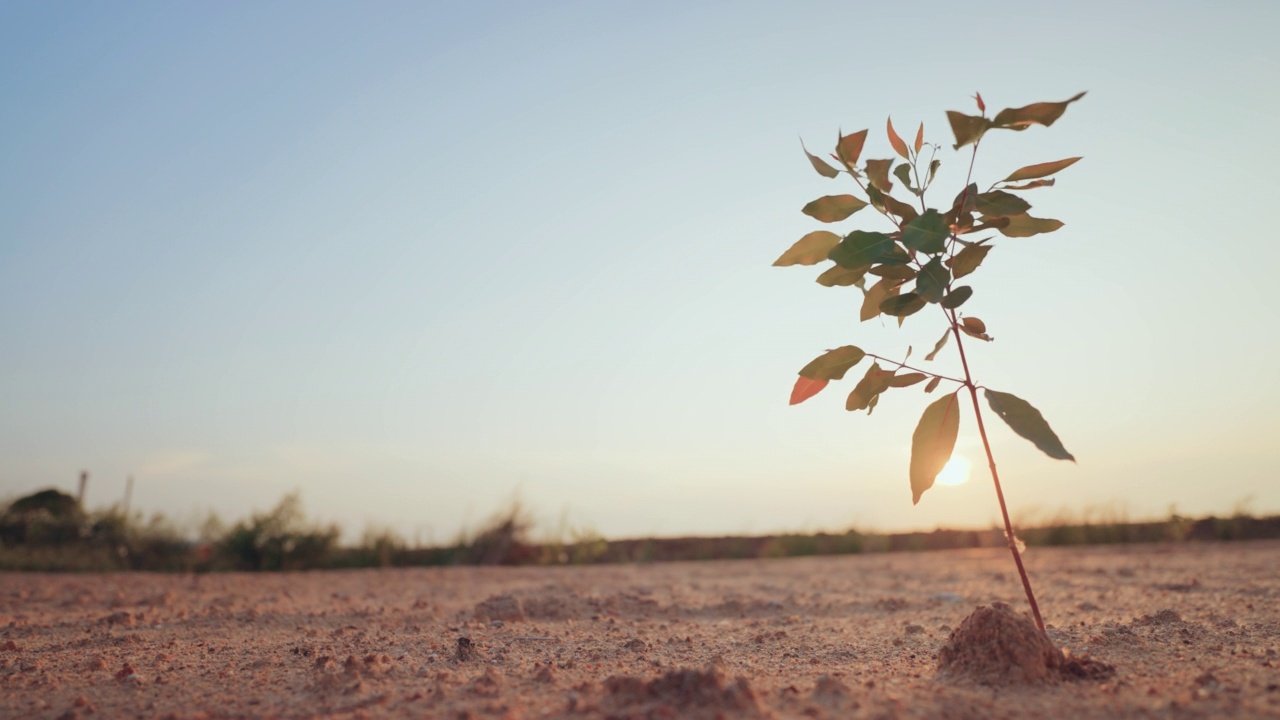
xmin=2 ymin=1 xmax=1277 ymax=542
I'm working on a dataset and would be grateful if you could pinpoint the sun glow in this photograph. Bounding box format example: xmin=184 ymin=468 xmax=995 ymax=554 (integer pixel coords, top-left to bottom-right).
xmin=936 ymin=455 xmax=971 ymax=486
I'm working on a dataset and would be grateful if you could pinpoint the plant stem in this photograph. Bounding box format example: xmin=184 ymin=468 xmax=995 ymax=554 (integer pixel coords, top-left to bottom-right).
xmin=946 ymin=309 xmax=1046 ymax=633
xmin=863 ymin=354 xmax=965 ymax=386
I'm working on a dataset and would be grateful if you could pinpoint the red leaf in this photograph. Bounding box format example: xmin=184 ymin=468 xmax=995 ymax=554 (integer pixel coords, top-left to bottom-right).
xmin=913 ymin=122 xmax=924 ymax=154
xmin=974 ymin=92 xmax=986 ymax=114
xmin=887 ymin=117 xmax=909 ymax=159
xmin=790 ymin=377 xmax=829 ymax=405
xmin=836 ymin=129 xmax=869 ymax=169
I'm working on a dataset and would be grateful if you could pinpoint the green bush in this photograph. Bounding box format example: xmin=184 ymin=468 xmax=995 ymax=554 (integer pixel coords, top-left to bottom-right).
xmin=0 ymin=489 xmax=86 ymax=547
xmin=216 ymin=493 xmax=339 ymax=571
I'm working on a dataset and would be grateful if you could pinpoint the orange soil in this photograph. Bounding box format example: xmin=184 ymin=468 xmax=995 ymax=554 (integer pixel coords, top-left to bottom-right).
xmin=2 ymin=541 xmax=1279 ymax=719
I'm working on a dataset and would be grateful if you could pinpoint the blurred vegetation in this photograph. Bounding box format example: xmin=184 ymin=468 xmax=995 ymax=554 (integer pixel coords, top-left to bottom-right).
xmin=217 ymin=493 xmax=341 ymax=571
xmin=1 ymin=486 xmax=1278 ymax=572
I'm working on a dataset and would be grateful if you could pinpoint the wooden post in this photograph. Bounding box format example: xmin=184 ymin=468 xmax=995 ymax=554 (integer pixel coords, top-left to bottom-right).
xmin=123 ymin=475 xmax=134 ymax=520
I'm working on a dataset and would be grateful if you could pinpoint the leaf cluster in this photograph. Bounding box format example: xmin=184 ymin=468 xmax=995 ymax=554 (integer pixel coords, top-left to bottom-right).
xmin=777 ymin=95 xmax=1087 ymax=325
xmin=777 ymin=93 xmax=1084 ymax=504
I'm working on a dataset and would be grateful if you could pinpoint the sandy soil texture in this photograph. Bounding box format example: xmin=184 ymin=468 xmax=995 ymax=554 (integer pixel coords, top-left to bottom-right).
xmin=2 ymin=541 xmax=1279 ymax=719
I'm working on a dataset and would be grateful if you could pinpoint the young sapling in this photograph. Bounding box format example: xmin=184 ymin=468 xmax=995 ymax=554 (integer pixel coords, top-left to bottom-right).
xmin=776 ymin=92 xmax=1085 ymax=632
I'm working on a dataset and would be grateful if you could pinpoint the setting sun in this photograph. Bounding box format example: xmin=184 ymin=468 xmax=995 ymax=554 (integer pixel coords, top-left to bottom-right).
xmin=936 ymin=455 xmax=971 ymax=486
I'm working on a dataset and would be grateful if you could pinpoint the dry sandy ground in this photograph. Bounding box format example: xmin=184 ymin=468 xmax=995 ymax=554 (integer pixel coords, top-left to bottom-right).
xmin=2 ymin=541 xmax=1279 ymax=719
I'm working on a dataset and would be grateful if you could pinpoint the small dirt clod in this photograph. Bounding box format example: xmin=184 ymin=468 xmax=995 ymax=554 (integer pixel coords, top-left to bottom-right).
xmin=454 ymin=637 xmax=476 ymax=662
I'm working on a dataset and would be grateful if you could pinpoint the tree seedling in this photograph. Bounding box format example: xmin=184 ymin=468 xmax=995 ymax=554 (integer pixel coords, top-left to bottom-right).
xmin=776 ymin=92 xmax=1086 ymax=632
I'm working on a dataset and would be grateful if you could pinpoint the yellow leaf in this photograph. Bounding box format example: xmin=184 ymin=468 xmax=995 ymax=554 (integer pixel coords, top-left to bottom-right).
xmin=802 ymin=195 xmax=869 ymax=223
xmin=910 ymin=392 xmax=961 ymax=504
xmin=889 ymin=372 xmax=927 ymax=388
xmin=845 ymin=363 xmax=895 ymax=411
xmin=860 ymin=278 xmax=901 ymax=322
xmin=947 ymin=243 xmax=992 ymax=279
xmin=773 ymin=231 xmax=841 ymax=267
xmin=1002 ymin=157 xmax=1081 ymax=183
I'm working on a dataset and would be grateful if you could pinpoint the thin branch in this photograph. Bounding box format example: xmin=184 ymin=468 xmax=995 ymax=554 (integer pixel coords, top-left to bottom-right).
xmin=864 ymin=353 xmax=965 ymax=386
xmin=911 ymin=146 xmax=928 ymax=216
xmin=947 ymin=134 xmax=984 ymax=256
xmin=847 ymin=174 xmax=905 ymax=232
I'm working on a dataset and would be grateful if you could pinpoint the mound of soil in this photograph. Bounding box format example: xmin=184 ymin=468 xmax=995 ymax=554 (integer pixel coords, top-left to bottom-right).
xmin=938 ymin=602 xmax=1117 ymax=685
xmin=937 ymin=602 xmax=1063 ymax=684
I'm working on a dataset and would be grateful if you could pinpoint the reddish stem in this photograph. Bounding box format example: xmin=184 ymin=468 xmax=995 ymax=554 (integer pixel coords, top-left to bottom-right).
xmin=947 ymin=309 xmax=1046 ymax=633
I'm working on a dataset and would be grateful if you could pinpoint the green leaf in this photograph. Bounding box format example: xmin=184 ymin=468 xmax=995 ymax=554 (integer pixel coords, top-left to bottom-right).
xmin=900 ymin=210 xmax=949 ymax=254
xmin=789 ymin=377 xmax=828 ymax=405
xmin=983 ymin=389 xmax=1075 ymax=461
xmin=893 ymin=163 xmax=917 ymax=195
xmin=868 ymin=264 xmax=917 ymax=280
xmin=799 ymin=345 xmax=866 ymax=381
xmin=846 ymin=362 xmax=895 ymax=411
xmin=890 ymin=372 xmax=927 ymax=388
xmin=815 ymin=264 xmax=867 ymax=288
xmin=877 ymin=189 xmax=919 ymax=223
xmin=887 ymin=117 xmax=910 ymax=159
xmin=865 ymin=184 xmax=885 ymax=210
xmin=879 ymin=242 xmax=912 ymax=266
xmin=1002 ymin=157 xmax=1082 ymax=183
xmin=802 ymin=195 xmax=869 ymax=223
xmin=861 ymin=278 xmax=901 ymax=321
xmin=949 ymin=183 xmax=977 ymax=218
xmin=828 ymin=231 xmax=895 ymax=270
xmin=924 ymin=328 xmax=950 ymax=361
xmin=773 ymin=231 xmax=842 ymax=266
xmin=946 ymin=111 xmax=991 ymax=149
xmin=927 ymin=159 xmax=940 ymax=186
xmin=992 ymin=91 xmax=1086 ymax=130
xmin=924 ymin=376 xmax=941 ymax=393
xmin=940 ymin=285 xmax=973 ymax=309
xmin=999 ymin=214 xmax=1064 ymax=237
xmin=949 ymin=198 xmax=975 ymax=235
xmin=865 ymin=159 xmax=894 ymax=192
xmin=975 ymin=190 xmax=1031 ymax=218
xmin=879 ymin=292 xmax=926 ymax=317
xmin=836 ymin=129 xmax=868 ymax=168
xmin=802 ymin=141 xmax=840 ymax=178
xmin=910 ymin=392 xmax=962 ymax=504
xmin=915 ymin=257 xmax=950 ymax=303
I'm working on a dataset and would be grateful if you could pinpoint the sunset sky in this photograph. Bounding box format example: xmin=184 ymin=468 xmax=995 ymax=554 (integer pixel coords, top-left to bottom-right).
xmin=2 ymin=1 xmax=1277 ymax=543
